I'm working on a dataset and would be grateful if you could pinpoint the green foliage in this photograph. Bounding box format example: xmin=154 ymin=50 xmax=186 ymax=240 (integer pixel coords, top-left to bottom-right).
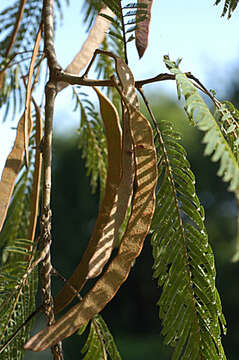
xmin=82 ymin=0 xmax=103 ymax=29
xmin=0 ymin=143 xmax=38 ymax=358
xmin=0 ymin=1 xmax=42 ymax=56
xmin=0 ymin=0 xmax=69 ymax=120
xmin=80 ymin=315 xmax=122 ymax=360
xmin=0 ymin=0 xmax=43 ymax=119
xmin=101 ymin=0 xmax=148 ymax=33
xmin=100 ymin=1 xmax=149 ymax=62
xmin=0 ymin=262 xmax=37 ymax=359
xmin=214 ymin=0 xmax=239 ymax=17
xmin=215 ymin=100 xmax=239 ymax=161
xmin=76 ymin=90 xmax=107 ymax=197
xmin=164 ymin=57 xmax=239 ymax=200
xmin=151 ymin=121 xmax=226 ymax=359
xmin=0 ymin=62 xmax=22 ymax=122
xmin=0 ymin=145 xmax=34 ymax=259
xmin=1 ymin=1 xmax=238 ymax=359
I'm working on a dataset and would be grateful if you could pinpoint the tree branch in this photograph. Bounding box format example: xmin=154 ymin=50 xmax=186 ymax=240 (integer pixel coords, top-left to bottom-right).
xmin=43 ymin=0 xmax=61 ymax=71
xmin=56 ymin=68 xmax=218 ymax=107
xmin=41 ymin=1 xmax=63 ymax=359
xmin=56 ymin=70 xmax=177 ymax=87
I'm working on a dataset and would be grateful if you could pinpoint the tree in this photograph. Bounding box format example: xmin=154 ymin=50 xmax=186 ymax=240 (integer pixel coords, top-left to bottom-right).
xmin=0 ymin=0 xmax=239 ymax=359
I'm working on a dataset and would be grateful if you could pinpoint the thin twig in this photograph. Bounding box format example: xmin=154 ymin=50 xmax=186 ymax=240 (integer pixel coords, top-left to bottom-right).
xmin=51 ymin=268 xmax=83 ymax=301
xmin=56 ymin=68 xmax=219 ymax=108
xmin=186 ymin=72 xmax=221 ymax=108
xmin=137 ymin=87 xmax=159 ymax=130
xmin=24 ymin=23 xmax=42 ymax=167
xmin=5 ymin=0 xmax=27 ymax=57
xmin=0 ymin=308 xmax=40 ymax=355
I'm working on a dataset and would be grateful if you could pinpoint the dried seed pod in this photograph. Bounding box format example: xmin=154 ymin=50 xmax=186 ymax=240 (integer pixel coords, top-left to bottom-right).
xmin=24 ymin=57 xmax=157 ymax=352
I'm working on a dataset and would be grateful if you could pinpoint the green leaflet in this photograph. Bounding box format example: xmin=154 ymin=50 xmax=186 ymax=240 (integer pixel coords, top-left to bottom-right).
xmin=0 ymin=1 xmax=43 ymax=120
xmin=214 ymin=101 xmax=239 ymax=162
xmin=0 ymin=262 xmax=38 ymax=360
xmin=214 ymin=0 xmax=239 ymax=18
xmin=232 ymin=202 xmax=239 ymax=262
xmin=151 ymin=122 xmax=226 ymax=359
xmin=77 ymin=95 xmax=107 ymax=198
xmin=0 ymin=137 xmax=38 ymax=359
xmin=166 ymin=58 xmax=239 ymax=263
xmin=80 ymin=315 xmax=122 ymax=360
xmin=165 ymin=58 xmax=239 ymax=199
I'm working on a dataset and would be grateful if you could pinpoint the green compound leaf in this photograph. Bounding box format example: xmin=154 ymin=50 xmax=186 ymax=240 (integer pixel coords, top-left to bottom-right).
xmin=165 ymin=57 xmax=239 ymax=199
xmin=81 ymin=315 xmax=122 ymax=360
xmin=151 ymin=120 xmax=226 ymax=359
xmin=214 ymin=0 xmax=239 ymax=18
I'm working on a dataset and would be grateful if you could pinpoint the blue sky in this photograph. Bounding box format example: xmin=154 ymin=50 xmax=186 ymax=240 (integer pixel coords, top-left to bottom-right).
xmin=1 ymin=0 xmax=239 ymax=173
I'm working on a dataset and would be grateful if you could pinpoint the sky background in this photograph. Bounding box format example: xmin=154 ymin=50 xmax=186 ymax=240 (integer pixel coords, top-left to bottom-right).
xmin=1 ymin=0 xmax=239 ymax=173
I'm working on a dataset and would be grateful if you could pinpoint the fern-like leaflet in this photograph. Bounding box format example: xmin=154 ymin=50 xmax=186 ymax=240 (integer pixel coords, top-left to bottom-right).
xmin=0 ymin=0 xmax=43 ymax=120
xmin=100 ymin=1 xmax=149 ymax=63
xmin=166 ymin=56 xmax=239 ymax=264
xmin=0 ymin=0 xmax=67 ymax=121
xmin=80 ymin=315 xmax=122 ymax=360
xmin=151 ymin=120 xmax=226 ymax=359
xmin=214 ymin=100 xmax=239 ymax=162
xmin=213 ymin=100 xmax=239 ymax=262
xmin=76 ymin=89 xmax=107 ymax=198
xmin=165 ymin=57 xmax=239 ymax=199
xmin=214 ymin=0 xmax=239 ymax=17
xmin=0 ymin=138 xmax=38 ymax=359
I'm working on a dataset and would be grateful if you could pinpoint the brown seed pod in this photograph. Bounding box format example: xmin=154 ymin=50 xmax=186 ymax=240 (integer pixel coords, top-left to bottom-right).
xmin=24 ymin=56 xmax=158 ymax=352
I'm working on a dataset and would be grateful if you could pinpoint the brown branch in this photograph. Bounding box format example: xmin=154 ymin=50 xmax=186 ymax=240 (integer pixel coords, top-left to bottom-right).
xmin=43 ymin=0 xmax=61 ymax=71
xmin=41 ymin=0 xmax=63 ymax=358
xmin=56 ymin=67 xmax=218 ymax=109
xmin=40 ymin=81 xmax=63 ymax=360
xmin=55 ymin=70 xmax=176 ymax=87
